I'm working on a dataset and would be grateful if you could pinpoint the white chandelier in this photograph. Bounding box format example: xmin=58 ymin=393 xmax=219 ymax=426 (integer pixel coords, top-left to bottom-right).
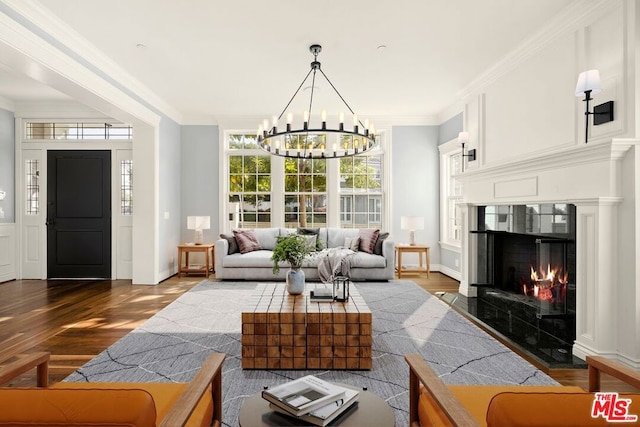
xmin=257 ymin=44 xmax=377 ymax=159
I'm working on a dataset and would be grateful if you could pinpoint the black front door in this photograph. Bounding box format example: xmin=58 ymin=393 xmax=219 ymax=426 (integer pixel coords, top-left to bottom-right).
xmin=47 ymin=150 xmax=111 ymax=278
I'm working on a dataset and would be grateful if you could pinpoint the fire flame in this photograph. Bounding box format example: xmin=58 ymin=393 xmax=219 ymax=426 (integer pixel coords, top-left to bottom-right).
xmin=523 ymin=264 xmax=568 ymax=301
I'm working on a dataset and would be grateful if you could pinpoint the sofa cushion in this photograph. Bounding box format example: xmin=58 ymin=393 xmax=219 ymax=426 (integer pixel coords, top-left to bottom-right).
xmin=374 ymin=232 xmax=390 ymax=255
xmin=486 ymin=391 xmax=640 ymax=427
xmin=350 ymin=252 xmax=386 ymax=268
xmin=252 ymin=228 xmax=280 ymax=250
xmin=358 ymin=229 xmax=380 ymax=254
xmin=220 ymin=233 xmax=239 ymax=255
xmin=301 ymin=234 xmax=318 ymax=251
xmin=222 ymin=250 xmax=275 ymax=268
xmin=233 ymin=230 xmax=262 ymax=253
xmin=327 ymin=228 xmax=359 ymax=249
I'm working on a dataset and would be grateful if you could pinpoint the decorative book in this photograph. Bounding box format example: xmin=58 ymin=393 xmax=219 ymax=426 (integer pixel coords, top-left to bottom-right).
xmin=262 ymin=375 xmax=347 ymax=417
xmin=269 ymin=387 xmax=359 ymax=426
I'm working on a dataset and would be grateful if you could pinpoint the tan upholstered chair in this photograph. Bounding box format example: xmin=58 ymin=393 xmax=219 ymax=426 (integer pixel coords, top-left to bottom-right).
xmin=0 ymin=351 xmax=225 ymax=427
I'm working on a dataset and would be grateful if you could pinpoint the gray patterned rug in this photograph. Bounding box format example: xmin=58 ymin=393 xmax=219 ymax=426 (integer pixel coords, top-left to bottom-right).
xmin=65 ymin=280 xmax=558 ymax=426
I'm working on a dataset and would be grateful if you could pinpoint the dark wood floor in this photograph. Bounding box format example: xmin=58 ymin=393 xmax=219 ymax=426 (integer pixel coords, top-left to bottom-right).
xmin=0 ymin=272 xmax=637 ymax=392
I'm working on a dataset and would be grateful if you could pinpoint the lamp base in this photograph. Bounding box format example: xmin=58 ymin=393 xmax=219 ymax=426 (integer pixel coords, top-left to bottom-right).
xmin=409 ymin=231 xmax=416 ymax=246
xmin=194 ymin=229 xmax=204 ymax=245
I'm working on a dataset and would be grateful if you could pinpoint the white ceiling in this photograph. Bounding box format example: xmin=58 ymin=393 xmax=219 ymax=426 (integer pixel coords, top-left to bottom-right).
xmin=3 ymin=0 xmax=577 ymax=122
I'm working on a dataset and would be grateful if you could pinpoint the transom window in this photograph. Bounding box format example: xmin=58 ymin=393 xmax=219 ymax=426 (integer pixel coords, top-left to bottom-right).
xmin=25 ymin=122 xmax=133 ymax=140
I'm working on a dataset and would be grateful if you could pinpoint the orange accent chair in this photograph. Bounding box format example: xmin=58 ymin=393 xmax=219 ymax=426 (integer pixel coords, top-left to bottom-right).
xmin=406 ymin=353 xmax=640 ymax=427
xmin=0 ymin=351 xmax=225 ymax=427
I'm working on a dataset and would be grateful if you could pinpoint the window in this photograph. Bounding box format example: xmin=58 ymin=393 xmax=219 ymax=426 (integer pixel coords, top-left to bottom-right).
xmin=439 ymin=140 xmax=462 ymax=248
xmin=25 ymin=122 xmax=133 ymax=140
xmin=224 ymin=131 xmax=386 ymax=229
xmin=25 ymin=160 xmax=40 ymax=215
xmin=339 ymin=155 xmax=382 ymax=228
xmin=284 ymin=157 xmax=326 ymax=228
xmin=228 ymin=134 xmax=272 ymax=228
xmin=120 ymin=160 xmax=133 ymax=215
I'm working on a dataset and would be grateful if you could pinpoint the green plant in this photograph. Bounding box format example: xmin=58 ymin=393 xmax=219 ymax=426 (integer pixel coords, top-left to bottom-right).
xmin=271 ymin=234 xmax=311 ymax=274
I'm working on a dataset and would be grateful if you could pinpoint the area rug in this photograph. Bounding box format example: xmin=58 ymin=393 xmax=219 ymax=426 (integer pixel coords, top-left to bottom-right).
xmin=65 ymin=280 xmax=558 ymax=426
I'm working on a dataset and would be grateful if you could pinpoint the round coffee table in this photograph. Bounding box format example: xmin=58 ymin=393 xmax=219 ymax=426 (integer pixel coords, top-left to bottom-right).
xmin=238 ymin=384 xmax=395 ymax=426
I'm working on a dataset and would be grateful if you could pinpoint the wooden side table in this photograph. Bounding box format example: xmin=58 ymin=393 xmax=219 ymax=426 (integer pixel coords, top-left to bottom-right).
xmin=177 ymin=243 xmax=214 ymax=278
xmin=395 ymin=244 xmax=430 ymax=278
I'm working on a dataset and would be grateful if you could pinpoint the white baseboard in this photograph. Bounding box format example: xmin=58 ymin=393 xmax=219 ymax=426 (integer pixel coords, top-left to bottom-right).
xmin=437 ymin=264 xmax=461 ymax=281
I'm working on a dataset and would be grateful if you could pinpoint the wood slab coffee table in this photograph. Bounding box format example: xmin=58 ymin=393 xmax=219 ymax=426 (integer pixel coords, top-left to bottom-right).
xmin=241 ymin=283 xmax=372 ymax=370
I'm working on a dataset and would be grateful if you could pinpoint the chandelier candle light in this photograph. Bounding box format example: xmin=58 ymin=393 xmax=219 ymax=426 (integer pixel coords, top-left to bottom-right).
xmin=257 ymin=44 xmax=377 ymax=159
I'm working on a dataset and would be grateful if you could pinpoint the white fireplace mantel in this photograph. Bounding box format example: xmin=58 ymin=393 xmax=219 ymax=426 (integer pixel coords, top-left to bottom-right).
xmin=455 ymin=138 xmax=640 ymax=368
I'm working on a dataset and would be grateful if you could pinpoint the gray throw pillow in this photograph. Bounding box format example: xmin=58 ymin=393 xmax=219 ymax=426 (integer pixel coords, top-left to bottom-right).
xmin=220 ymin=233 xmax=239 ymax=255
xmin=373 ymin=232 xmax=390 ymax=255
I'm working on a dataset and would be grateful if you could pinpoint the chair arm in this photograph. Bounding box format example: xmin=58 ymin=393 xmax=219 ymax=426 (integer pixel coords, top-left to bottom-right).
xmin=0 ymin=352 xmax=50 ymax=387
xmin=159 ymin=352 xmax=225 ymax=427
xmin=405 ymin=353 xmax=479 ymax=427
xmin=586 ymin=355 xmax=640 ymax=392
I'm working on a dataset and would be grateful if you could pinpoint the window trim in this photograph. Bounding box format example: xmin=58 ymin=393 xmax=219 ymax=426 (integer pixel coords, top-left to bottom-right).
xmin=220 ymin=128 xmax=388 ymax=232
xmin=439 ymin=138 xmax=462 ymax=252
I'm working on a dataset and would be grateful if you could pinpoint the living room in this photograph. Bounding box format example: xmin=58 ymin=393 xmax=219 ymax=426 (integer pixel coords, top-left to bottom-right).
xmin=1 ymin=0 xmax=640 ymax=424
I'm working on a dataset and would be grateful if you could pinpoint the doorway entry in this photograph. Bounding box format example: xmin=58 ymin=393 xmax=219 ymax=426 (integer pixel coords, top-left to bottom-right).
xmin=47 ymin=150 xmax=111 ymax=278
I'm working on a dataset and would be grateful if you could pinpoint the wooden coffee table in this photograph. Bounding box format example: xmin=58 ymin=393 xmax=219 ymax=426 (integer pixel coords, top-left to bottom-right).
xmin=241 ymin=283 xmax=372 ymax=370
xmin=238 ymin=383 xmax=395 ymax=426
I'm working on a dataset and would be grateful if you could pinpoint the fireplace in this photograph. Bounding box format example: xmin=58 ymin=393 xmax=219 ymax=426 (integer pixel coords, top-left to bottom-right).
xmin=466 ymin=204 xmax=579 ymax=367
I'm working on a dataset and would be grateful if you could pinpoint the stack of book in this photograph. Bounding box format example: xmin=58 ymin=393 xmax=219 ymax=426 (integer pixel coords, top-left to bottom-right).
xmin=262 ymin=375 xmax=359 ymax=426
xmin=310 ymin=287 xmax=334 ymax=303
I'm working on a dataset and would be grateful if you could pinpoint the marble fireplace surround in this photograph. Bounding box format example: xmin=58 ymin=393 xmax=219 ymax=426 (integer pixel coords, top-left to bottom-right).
xmin=456 ymin=139 xmax=640 ymax=369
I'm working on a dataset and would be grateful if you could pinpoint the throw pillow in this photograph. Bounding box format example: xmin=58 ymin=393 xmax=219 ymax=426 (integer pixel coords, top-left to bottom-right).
xmin=373 ymin=232 xmax=390 ymax=255
xmin=233 ymin=229 xmax=262 ymax=254
xmin=358 ymin=229 xmax=380 ymax=254
xmin=219 ymin=233 xmax=239 ymax=255
xmin=300 ymin=234 xmax=318 ymax=251
xmin=344 ymin=237 xmax=360 ymax=252
xmin=297 ymin=227 xmax=323 ymax=250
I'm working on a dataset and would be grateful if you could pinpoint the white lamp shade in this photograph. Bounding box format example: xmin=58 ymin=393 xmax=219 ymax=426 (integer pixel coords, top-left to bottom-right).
xmin=457 ymin=131 xmax=469 ymax=144
xmin=187 ymin=216 xmax=210 ymax=230
xmin=575 ymin=70 xmax=602 ymax=97
xmin=401 ymin=216 xmax=425 ymax=231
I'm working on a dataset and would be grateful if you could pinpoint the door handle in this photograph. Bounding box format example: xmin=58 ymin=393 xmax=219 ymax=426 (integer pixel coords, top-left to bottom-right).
xmin=45 ymin=218 xmax=55 ymax=227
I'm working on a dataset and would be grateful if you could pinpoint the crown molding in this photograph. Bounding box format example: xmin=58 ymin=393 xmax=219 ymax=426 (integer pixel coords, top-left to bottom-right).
xmin=0 ymin=0 xmax=183 ymax=124
xmin=456 ymin=0 xmax=616 ymax=102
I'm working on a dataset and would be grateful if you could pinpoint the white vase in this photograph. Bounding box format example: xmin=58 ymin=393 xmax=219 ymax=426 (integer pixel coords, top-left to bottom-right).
xmin=286 ymin=268 xmax=305 ymax=295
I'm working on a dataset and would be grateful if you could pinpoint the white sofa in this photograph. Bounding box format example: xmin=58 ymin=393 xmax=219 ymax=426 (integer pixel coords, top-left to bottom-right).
xmin=214 ymin=227 xmax=395 ymax=281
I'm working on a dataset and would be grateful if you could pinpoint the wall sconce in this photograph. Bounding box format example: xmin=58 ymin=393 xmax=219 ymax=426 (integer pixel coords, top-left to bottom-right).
xmin=458 ymin=132 xmax=476 ymax=172
xmin=187 ymin=215 xmax=210 ymax=245
xmin=0 ymin=190 xmax=5 ymax=200
xmin=575 ymin=69 xmax=614 ymax=143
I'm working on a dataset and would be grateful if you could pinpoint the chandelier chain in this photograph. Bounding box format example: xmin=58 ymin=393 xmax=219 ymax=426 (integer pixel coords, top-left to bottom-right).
xmin=276 ymin=68 xmax=313 ymax=122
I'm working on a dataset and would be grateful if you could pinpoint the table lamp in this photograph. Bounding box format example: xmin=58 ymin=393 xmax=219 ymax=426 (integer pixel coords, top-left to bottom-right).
xmin=401 ymin=216 xmax=424 ymax=246
xmin=187 ymin=215 xmax=210 ymax=245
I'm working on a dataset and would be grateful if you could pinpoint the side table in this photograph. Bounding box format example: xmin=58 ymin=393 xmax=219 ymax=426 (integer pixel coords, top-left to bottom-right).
xmin=177 ymin=243 xmax=214 ymax=278
xmin=395 ymin=244 xmax=430 ymax=278
xmin=238 ymin=383 xmax=395 ymax=426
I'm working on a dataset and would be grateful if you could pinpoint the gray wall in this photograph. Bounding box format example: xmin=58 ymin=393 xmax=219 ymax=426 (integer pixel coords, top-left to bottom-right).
xmin=180 ymin=125 xmax=219 ymax=244
xmin=438 ymin=113 xmax=463 ymax=145
xmin=391 ymin=125 xmax=440 ymax=265
xmin=158 ymin=116 xmax=182 ymax=276
xmin=0 ymin=108 xmax=14 ymax=223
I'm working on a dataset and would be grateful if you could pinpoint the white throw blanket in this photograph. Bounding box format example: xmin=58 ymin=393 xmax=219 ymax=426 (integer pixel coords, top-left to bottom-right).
xmin=316 ymin=247 xmax=356 ymax=283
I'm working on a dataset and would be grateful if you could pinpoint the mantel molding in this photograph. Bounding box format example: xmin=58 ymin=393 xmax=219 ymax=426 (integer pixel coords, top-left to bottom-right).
xmin=457 ymin=139 xmax=638 ymax=184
